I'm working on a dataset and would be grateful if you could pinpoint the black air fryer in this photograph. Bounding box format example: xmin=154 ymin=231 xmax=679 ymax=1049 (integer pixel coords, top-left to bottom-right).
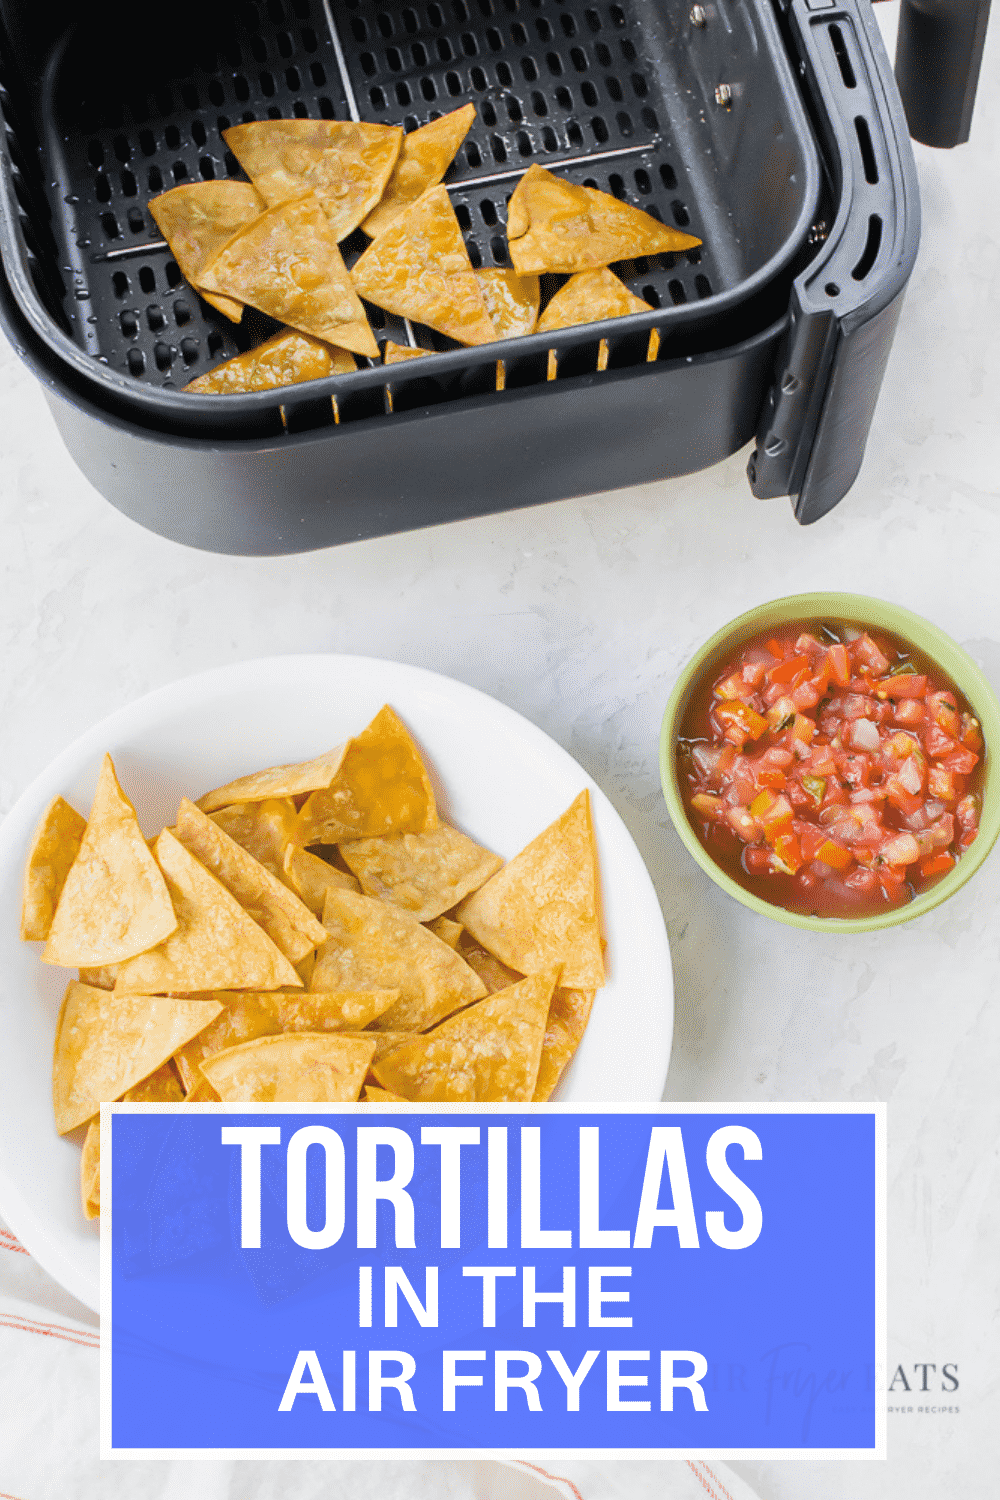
xmin=0 ymin=0 xmax=990 ymax=553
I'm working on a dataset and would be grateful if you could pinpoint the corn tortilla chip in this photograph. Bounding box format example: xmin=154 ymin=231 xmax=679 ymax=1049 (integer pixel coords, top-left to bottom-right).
xmin=52 ymin=981 xmax=222 ymax=1134
xmin=532 ymin=987 xmax=595 ymax=1101
xmin=123 ymin=1058 xmax=186 ymax=1104
xmin=21 ymin=796 xmax=87 ymax=942
xmin=457 ymin=933 xmax=521 ymax=994
xmin=365 ymin=1085 xmax=406 ymax=1102
xmin=201 ymin=1032 xmax=376 ymax=1103
xmin=507 ymin=164 xmax=701 ymax=274
xmin=427 ymin=915 xmax=463 ymax=950
xmin=340 ymin=823 xmax=502 ymax=923
xmin=148 ymin=181 xmax=264 ymax=322
xmin=383 ymin=341 xmax=430 ymax=365
xmin=351 ymin=187 xmax=496 ymax=347
xmin=200 ymin=195 xmax=378 ymax=357
xmin=537 ymin=267 xmax=653 ymax=332
xmin=186 ymin=328 xmax=356 ymax=394
xmin=199 ymin=749 xmax=347 ymax=816
xmin=173 ymin=989 xmax=399 ymax=1092
xmin=174 ymin=797 xmax=325 ymax=963
xmin=456 ymin=790 xmax=604 ymax=989
xmin=81 ymin=1119 xmax=101 ymax=1220
xmin=362 ymin=104 xmax=476 ymax=237
xmin=224 ymin=119 xmax=403 ymax=241
xmin=184 ymin=1074 xmax=221 ymax=1102
xmin=283 ymin=844 xmax=359 ymax=916
xmin=340 ymin=1029 xmax=420 ymax=1062
xmin=476 ymin=269 xmax=540 ymax=339
xmin=295 ymin=706 xmax=438 ymax=846
xmin=114 ymin=829 xmax=301 ymax=995
xmin=209 ymin=798 xmax=299 ymax=879
xmin=372 ymin=969 xmax=556 ymax=1102
xmin=314 ymin=887 xmax=485 ymax=1032
xmin=78 ymin=964 xmax=119 ymax=990
xmin=44 ymin=755 xmax=177 ymax=968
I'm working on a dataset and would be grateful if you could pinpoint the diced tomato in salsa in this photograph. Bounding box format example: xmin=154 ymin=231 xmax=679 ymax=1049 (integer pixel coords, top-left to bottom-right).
xmin=677 ymin=621 xmax=985 ymax=918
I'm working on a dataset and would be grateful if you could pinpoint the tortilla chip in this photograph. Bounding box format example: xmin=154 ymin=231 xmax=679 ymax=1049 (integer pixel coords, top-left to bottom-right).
xmin=148 ymin=181 xmax=264 ymax=321
xmin=365 ymin=1085 xmax=406 ymax=1102
xmin=372 ymin=969 xmax=556 ymax=1102
xmin=340 ymin=823 xmax=502 ymax=923
xmin=184 ymin=1074 xmax=221 ymax=1102
xmin=351 ymin=187 xmax=496 ymax=347
xmin=427 ymin=915 xmax=463 ymax=950
xmin=457 ymin=933 xmax=521 ymax=994
xmin=476 ymin=269 xmax=540 ymax=339
xmin=122 ymin=1058 xmax=186 ymax=1104
xmin=532 ymin=987 xmax=595 ymax=1101
xmin=78 ymin=964 xmax=119 ymax=990
xmin=383 ymin=341 xmax=430 ymax=365
xmin=52 ymin=981 xmax=222 ymax=1133
xmin=198 ymin=748 xmax=347 ymax=816
xmin=507 ymin=165 xmax=701 ymax=274
xmin=341 ymin=1029 xmax=420 ymax=1061
xmin=185 ymin=328 xmax=356 ymax=394
xmin=81 ymin=1119 xmax=101 ymax=1220
xmin=209 ymin=798 xmax=299 ymax=880
xmin=113 ymin=829 xmax=301 ymax=995
xmin=200 ymin=1032 xmax=376 ymax=1103
xmin=224 ymin=119 xmax=403 ymax=241
xmin=295 ymin=706 xmax=438 ymax=846
xmin=283 ymin=844 xmax=359 ymax=916
xmin=537 ymin=268 xmax=653 ymax=332
xmin=295 ymin=950 xmax=316 ymax=988
xmin=455 ymin=790 xmax=604 ymax=989
xmin=199 ymin=195 xmax=378 ymax=358
xmin=313 ymin=888 xmax=485 ymax=1032
xmin=173 ymin=988 xmax=399 ymax=1092
xmin=43 ymin=755 xmax=177 ymax=968
xmin=362 ymin=105 xmax=477 ymax=237
xmin=21 ymin=796 xmax=87 ymax=942
xmin=174 ymin=798 xmax=325 ymax=963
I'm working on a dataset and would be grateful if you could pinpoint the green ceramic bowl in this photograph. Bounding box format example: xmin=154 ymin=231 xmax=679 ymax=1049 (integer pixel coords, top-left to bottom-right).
xmin=660 ymin=592 xmax=1000 ymax=933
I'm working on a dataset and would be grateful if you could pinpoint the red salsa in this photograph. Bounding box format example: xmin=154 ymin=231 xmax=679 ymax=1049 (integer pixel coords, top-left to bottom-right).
xmin=677 ymin=622 xmax=984 ymax=918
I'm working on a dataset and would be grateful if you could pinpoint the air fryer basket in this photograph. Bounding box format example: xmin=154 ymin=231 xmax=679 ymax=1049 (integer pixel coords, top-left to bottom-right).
xmin=0 ymin=0 xmax=982 ymax=550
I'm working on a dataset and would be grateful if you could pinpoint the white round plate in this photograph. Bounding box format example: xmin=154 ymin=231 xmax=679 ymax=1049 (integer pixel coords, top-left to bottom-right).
xmin=0 ymin=656 xmax=673 ymax=1313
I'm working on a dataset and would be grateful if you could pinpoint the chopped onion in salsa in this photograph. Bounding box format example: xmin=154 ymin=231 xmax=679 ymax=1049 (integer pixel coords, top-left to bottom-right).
xmin=677 ymin=622 xmax=984 ymax=918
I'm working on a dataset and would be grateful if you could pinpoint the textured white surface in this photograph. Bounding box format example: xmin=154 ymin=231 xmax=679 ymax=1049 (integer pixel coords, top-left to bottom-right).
xmin=0 ymin=4 xmax=998 ymax=1492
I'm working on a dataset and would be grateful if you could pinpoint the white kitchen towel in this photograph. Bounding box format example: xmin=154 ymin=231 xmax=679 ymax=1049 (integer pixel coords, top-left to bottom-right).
xmin=0 ymin=1215 xmax=760 ymax=1500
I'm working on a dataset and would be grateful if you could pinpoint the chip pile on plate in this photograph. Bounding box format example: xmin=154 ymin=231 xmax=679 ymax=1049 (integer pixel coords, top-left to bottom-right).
xmin=20 ymin=706 xmax=606 ymax=1221
xmin=146 ymin=104 xmax=701 ymax=396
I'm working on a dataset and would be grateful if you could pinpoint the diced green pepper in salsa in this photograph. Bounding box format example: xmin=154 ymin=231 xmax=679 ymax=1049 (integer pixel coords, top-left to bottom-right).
xmin=677 ymin=622 xmax=984 ymax=918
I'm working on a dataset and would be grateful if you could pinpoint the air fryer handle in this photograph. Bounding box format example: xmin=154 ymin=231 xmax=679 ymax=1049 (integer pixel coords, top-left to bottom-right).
xmin=894 ymin=0 xmax=991 ymax=147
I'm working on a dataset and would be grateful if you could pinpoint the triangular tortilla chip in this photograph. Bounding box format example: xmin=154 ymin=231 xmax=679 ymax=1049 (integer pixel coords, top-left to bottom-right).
xmin=123 ymin=1058 xmax=186 ymax=1104
xmin=340 ymin=823 xmax=502 ymax=923
xmin=52 ymin=981 xmax=223 ymax=1133
xmin=457 ymin=932 xmax=521 ymax=994
xmin=81 ymin=1119 xmax=101 ymax=1220
xmin=372 ymin=969 xmax=556 ymax=1101
xmin=362 ymin=104 xmax=477 ymax=237
xmin=78 ymin=964 xmax=118 ymax=990
xmin=351 ymin=187 xmax=496 ymax=347
xmin=341 ymin=1029 xmax=420 ymax=1062
xmin=427 ymin=915 xmax=463 ymax=950
xmin=366 ymin=1085 xmax=406 ymax=1102
xmin=200 ymin=195 xmax=378 ymax=357
xmin=476 ymin=269 xmax=540 ymax=339
xmin=44 ymin=755 xmax=177 ymax=968
xmin=148 ymin=181 xmax=264 ymax=322
xmin=186 ymin=328 xmax=356 ymax=394
xmin=507 ymin=164 xmax=701 ymax=274
xmin=383 ymin=341 xmax=430 ymax=365
xmin=113 ymin=829 xmax=301 ymax=995
xmin=208 ymin=798 xmax=299 ymax=880
xmin=537 ymin=268 xmax=652 ymax=332
xmin=174 ymin=798 xmax=325 ymax=963
xmin=313 ymin=888 xmax=485 ymax=1032
xmin=184 ymin=1074 xmax=221 ymax=1102
xmin=295 ymin=706 xmax=438 ymax=846
xmin=200 ymin=1032 xmax=376 ymax=1103
xmin=224 ymin=120 xmax=403 ymax=241
xmin=21 ymin=796 xmax=87 ymax=942
xmin=283 ymin=844 xmax=359 ymax=915
xmin=198 ymin=750 xmax=347 ymax=815
xmin=455 ymin=790 xmax=604 ymax=989
xmin=172 ymin=988 xmax=399 ymax=1091
xmin=532 ymin=987 xmax=595 ymax=1101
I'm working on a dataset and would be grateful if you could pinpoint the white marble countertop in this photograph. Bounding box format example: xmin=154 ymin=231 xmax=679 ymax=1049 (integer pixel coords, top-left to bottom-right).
xmin=1 ymin=7 xmax=997 ymax=1494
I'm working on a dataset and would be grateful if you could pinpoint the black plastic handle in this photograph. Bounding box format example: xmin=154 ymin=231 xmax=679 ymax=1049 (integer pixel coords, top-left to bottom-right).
xmin=894 ymin=0 xmax=991 ymax=147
